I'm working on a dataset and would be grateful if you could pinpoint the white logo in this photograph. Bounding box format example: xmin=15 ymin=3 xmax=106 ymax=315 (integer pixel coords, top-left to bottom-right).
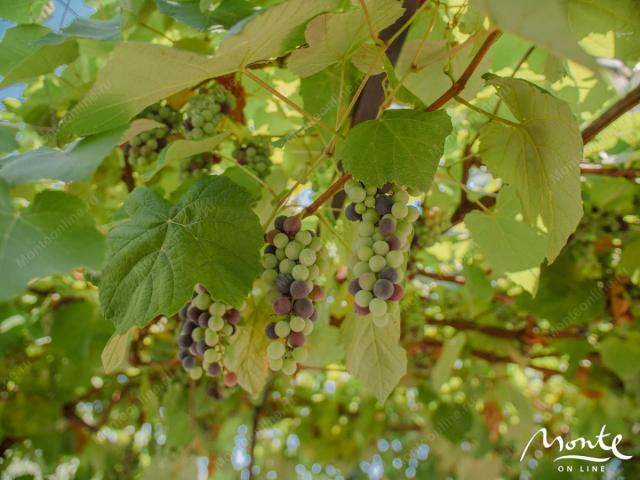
xmin=520 ymin=425 xmax=632 ymax=464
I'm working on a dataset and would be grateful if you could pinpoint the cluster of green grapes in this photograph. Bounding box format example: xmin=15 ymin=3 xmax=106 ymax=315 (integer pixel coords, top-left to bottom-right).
xmin=177 ymin=284 xmax=240 ymax=387
xmin=344 ymin=180 xmax=419 ymax=327
xmin=412 ymin=207 xmax=447 ymax=249
xmin=125 ymin=102 xmax=180 ymax=168
xmin=182 ymin=82 xmax=236 ymax=140
xmin=232 ymin=136 xmax=273 ymax=179
xmin=261 ymin=215 xmax=325 ymax=375
xmin=183 ymin=152 xmax=221 ymax=175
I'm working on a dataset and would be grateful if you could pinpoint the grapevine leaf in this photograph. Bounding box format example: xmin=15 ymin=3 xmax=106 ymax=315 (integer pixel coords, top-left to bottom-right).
xmin=600 ymin=335 xmax=640 ymax=380
xmin=431 ymin=333 xmax=466 ymax=391
xmin=36 ymin=17 xmax=122 ymax=44
xmin=101 ymin=329 xmax=133 ymax=374
xmin=226 ymin=298 xmax=269 ymax=398
xmin=619 ymin=237 xmax=640 ymax=282
xmin=60 ymin=0 xmax=339 ymax=140
xmin=0 ymin=126 xmax=18 ymax=153
xmin=289 ymin=0 xmax=404 ymax=77
xmin=0 ymin=24 xmax=51 ymax=76
xmin=472 ymin=0 xmax=598 ymax=70
xmin=342 ymin=304 xmax=406 ymax=402
xmin=156 ymin=0 xmax=254 ymax=31
xmin=0 ymin=126 xmax=125 ymax=186
xmin=0 ymin=1 xmax=51 ymax=24
xmin=305 ymin=325 xmax=345 ymax=367
xmin=99 ymin=175 xmax=262 ymax=332
xmin=337 ymin=109 xmax=452 ymax=192
xmin=0 ymin=182 xmax=106 ymax=300
xmin=479 ymin=76 xmax=583 ymax=262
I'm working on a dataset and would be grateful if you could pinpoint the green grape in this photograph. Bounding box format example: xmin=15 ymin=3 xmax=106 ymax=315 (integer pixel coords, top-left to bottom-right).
xmin=208 ymin=316 xmax=225 ymax=332
xmin=357 ymin=246 xmax=374 ymax=261
xmin=282 ymin=359 xmax=298 ymax=375
xmin=279 ymin=258 xmax=295 ymax=273
xmin=267 ymin=341 xmax=286 ymax=359
xmin=189 ymin=366 xmax=203 ymax=380
xmin=295 ymin=230 xmax=313 ymax=246
xmin=355 ymin=290 xmax=373 ymax=308
xmin=369 ymin=298 xmax=388 ymax=317
xmin=269 ymin=357 xmax=284 ymax=371
xmin=292 ymin=264 xmax=309 ymax=281
xmin=285 ymin=241 xmax=302 ymax=260
xmin=193 ymin=293 xmax=211 ymax=310
xmin=369 ymin=255 xmax=387 ymax=272
xmin=299 ymin=249 xmax=317 ymax=266
xmin=205 ymin=330 xmax=219 ymax=346
xmin=274 ymin=233 xmax=289 ymax=249
xmin=386 ymin=250 xmax=404 ymax=268
xmin=275 ymin=320 xmax=291 ymax=338
xmin=192 ymin=327 xmax=205 ymax=341
xmin=209 ymin=302 xmax=226 ymax=317
xmin=289 ymin=316 xmax=306 ymax=333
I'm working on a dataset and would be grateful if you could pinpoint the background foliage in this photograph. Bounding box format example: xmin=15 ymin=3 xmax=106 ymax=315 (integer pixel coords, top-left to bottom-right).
xmin=0 ymin=0 xmax=639 ymax=479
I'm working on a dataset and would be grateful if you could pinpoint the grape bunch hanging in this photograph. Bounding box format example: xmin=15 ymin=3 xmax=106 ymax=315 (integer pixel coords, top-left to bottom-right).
xmin=344 ymin=180 xmax=419 ymax=327
xmin=124 ymin=102 xmax=180 ymax=168
xmin=177 ymin=284 xmax=241 ymax=387
xmin=262 ymin=216 xmax=325 ymax=375
xmin=182 ymin=82 xmax=236 ymax=140
xmin=233 ymin=135 xmax=273 ymax=179
xmin=413 ymin=207 xmax=447 ymax=249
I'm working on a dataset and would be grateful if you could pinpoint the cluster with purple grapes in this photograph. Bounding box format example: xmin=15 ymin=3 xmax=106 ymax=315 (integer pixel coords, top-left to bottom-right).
xmin=261 ymin=215 xmax=325 ymax=375
xmin=344 ymin=180 xmax=419 ymax=327
xmin=232 ymin=135 xmax=272 ymax=179
xmin=176 ymin=284 xmax=240 ymax=387
xmin=124 ymin=102 xmax=180 ymax=168
xmin=181 ymin=82 xmax=235 ymax=140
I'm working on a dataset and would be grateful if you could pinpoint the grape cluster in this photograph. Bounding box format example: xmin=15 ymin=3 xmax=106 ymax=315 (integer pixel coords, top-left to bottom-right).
xmin=183 ymin=152 xmax=221 ymax=175
xmin=413 ymin=207 xmax=447 ymax=249
xmin=182 ymin=82 xmax=235 ymax=140
xmin=232 ymin=136 xmax=273 ymax=179
xmin=261 ymin=216 xmax=325 ymax=375
xmin=125 ymin=102 xmax=180 ymax=168
xmin=344 ymin=180 xmax=419 ymax=327
xmin=176 ymin=284 xmax=240 ymax=387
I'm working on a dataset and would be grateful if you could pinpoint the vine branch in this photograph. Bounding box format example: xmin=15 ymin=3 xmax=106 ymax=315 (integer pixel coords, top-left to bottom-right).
xmin=581 ymin=84 xmax=640 ymax=144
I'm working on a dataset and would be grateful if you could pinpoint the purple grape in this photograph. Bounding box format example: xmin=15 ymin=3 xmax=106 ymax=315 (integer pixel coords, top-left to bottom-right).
xmin=207 ymin=363 xmax=221 ymax=377
xmin=274 ymin=215 xmax=287 ymax=231
xmin=187 ymin=306 xmax=202 ymax=322
xmin=379 ymin=267 xmax=398 ymax=283
xmin=178 ymin=349 xmax=190 ymax=360
xmin=197 ymin=312 xmax=210 ymax=328
xmin=178 ymin=334 xmax=193 ymax=349
xmin=288 ymin=332 xmax=305 ymax=348
xmin=265 ymin=229 xmax=278 ymax=244
xmin=194 ymin=340 xmax=207 ymax=356
xmin=182 ymin=321 xmax=197 ymax=335
xmin=385 ymin=235 xmax=401 ymax=250
xmin=348 ymin=278 xmax=362 ymax=295
xmin=195 ymin=284 xmax=207 ymax=294
xmin=264 ymin=244 xmax=277 ymax=255
xmin=373 ymin=279 xmax=394 ymax=300
xmin=275 ymin=273 xmax=294 ymax=294
xmin=220 ymin=102 xmax=231 ymax=114
xmin=265 ymin=322 xmax=278 ymax=340
xmin=272 ymin=297 xmax=292 ymax=315
xmin=345 ymin=203 xmax=362 ymax=221
xmin=309 ymin=309 xmax=318 ymax=321
xmin=293 ymin=298 xmax=314 ymax=318
xmin=380 ymin=183 xmax=392 ymax=193
xmin=379 ymin=217 xmax=396 ymax=235
xmin=181 ymin=355 xmax=196 ymax=369
xmin=179 ymin=305 xmax=188 ymax=320
xmin=290 ymin=280 xmax=310 ymax=299
xmin=283 ymin=216 xmax=301 ymax=236
xmin=354 ymin=304 xmax=370 ymax=316
xmin=309 ymin=285 xmax=325 ymax=302
xmin=224 ymin=308 xmax=241 ymax=324
xmin=390 ymin=284 xmax=405 ymax=301
xmin=375 ymin=195 xmax=393 ymax=215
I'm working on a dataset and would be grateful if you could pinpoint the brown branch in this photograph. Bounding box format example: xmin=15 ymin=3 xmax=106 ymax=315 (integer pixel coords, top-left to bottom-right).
xmin=581 ymin=84 xmax=640 ymax=144
xmin=425 ymin=30 xmax=503 ymax=112
xmin=412 ymin=269 xmax=466 ymax=284
xmin=580 ymin=162 xmax=640 ymax=179
xmin=302 ymin=173 xmax=352 ymax=218
xmin=121 ymin=154 xmax=135 ymax=193
xmin=247 ymin=381 xmax=272 ymax=480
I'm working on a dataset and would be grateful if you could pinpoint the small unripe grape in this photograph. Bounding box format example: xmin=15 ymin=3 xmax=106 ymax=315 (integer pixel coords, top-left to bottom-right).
xmin=204 ymin=349 xmax=221 ymax=364
xmin=355 ymin=289 xmax=373 ymax=308
xmin=355 ymin=203 xmax=367 ymax=214
xmin=193 ymin=293 xmax=211 ymax=311
xmin=406 ymin=205 xmax=420 ymax=222
xmin=369 ymin=298 xmax=388 ymax=317
xmin=285 ymin=240 xmax=302 ymax=259
xmin=362 ymin=209 xmax=379 ymax=223
xmin=393 ymin=190 xmax=409 ymax=204
xmin=303 ymin=319 xmax=314 ymax=335
xmin=192 ymin=327 xmax=205 ymax=341
xmin=288 ymin=316 xmax=305 ymax=332
xmin=262 ymin=268 xmax=277 ymax=283
xmin=373 ymin=240 xmax=389 ymax=255
xmin=358 ymin=272 xmax=377 ymax=291
xmin=275 ymin=248 xmax=286 ymax=260
xmin=262 ymin=253 xmax=278 ymax=269
xmin=309 ymin=237 xmax=323 ymax=252
xmin=392 ymin=203 xmax=408 ymax=219
xmin=348 ymin=278 xmax=361 ymax=295
xmin=205 ymin=330 xmax=219 ymax=346
xmin=369 ymin=255 xmax=386 ymax=272
xmin=222 ymin=323 xmax=234 ymax=336
xmin=269 ymin=357 xmax=283 ymax=371
xmin=386 ymin=250 xmax=404 ymax=268
xmin=357 ymin=246 xmax=374 ymax=261
xmin=364 ymin=196 xmax=375 ymax=208
xmin=208 ymin=316 xmax=225 ymax=331
xmin=299 ymin=249 xmax=317 ymax=267
xmin=189 ymin=366 xmax=204 ymax=380
xmin=295 ymin=230 xmax=312 ymax=246
xmin=308 ymin=265 xmax=320 ymax=280
xmin=274 ymin=232 xmax=289 ymax=249
xmin=348 ymin=186 xmax=366 ymax=203
xmin=291 ymin=264 xmax=309 ymax=281
xmin=267 ymin=341 xmax=286 ymax=359
xmin=358 ymin=221 xmax=375 ymax=237
xmin=209 ymin=302 xmax=226 ymax=317
xmin=275 ymin=320 xmax=291 ymax=338
xmin=279 ymin=258 xmax=295 ymax=273
xmin=282 ymin=359 xmax=298 ymax=375
xmin=353 ymin=261 xmax=370 ymax=277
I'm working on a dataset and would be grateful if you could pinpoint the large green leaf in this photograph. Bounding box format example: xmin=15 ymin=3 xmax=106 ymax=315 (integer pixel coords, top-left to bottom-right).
xmin=60 ymin=0 xmax=339 ymax=140
xmin=479 ymin=76 xmax=583 ymax=262
xmin=0 ymin=0 xmax=51 ymax=24
xmin=342 ymin=304 xmax=406 ymax=402
xmin=0 ymin=24 xmax=52 ymax=76
xmin=156 ymin=0 xmax=254 ymax=31
xmin=0 ymin=183 xmax=106 ymax=300
xmin=226 ymin=298 xmax=269 ymax=398
xmin=289 ymin=0 xmax=404 ymax=77
xmin=99 ymin=175 xmax=262 ymax=332
xmin=0 ymin=127 xmax=125 ymax=186
xmin=472 ymin=0 xmax=598 ymax=70
xmin=600 ymin=334 xmax=640 ymax=380
xmin=337 ymin=109 xmax=452 ymax=192
xmin=37 ymin=17 xmax=122 ymax=44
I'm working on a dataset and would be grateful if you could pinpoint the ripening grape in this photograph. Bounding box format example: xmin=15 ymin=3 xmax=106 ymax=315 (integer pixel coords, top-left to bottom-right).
xmin=412 ymin=207 xmax=448 ymax=250
xmin=176 ymin=284 xmax=242 ymax=386
xmin=343 ymin=180 xmax=419 ymax=326
xmin=233 ymin=135 xmax=273 ymax=179
xmin=182 ymin=82 xmax=235 ymax=140
xmin=124 ymin=101 xmax=180 ymax=169
xmin=262 ymin=215 xmax=324 ymax=374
